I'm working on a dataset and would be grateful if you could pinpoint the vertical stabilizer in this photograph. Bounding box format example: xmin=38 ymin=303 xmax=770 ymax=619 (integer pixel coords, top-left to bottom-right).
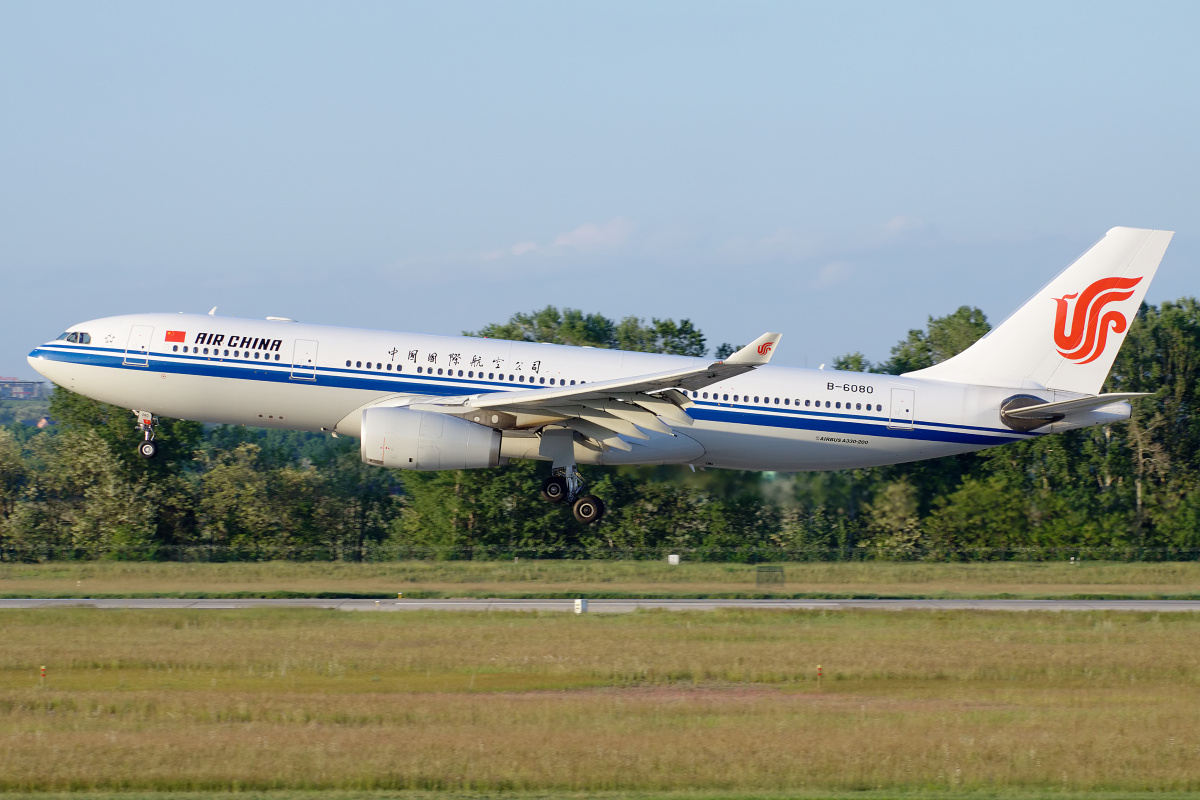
xmin=904 ymin=227 xmax=1173 ymax=394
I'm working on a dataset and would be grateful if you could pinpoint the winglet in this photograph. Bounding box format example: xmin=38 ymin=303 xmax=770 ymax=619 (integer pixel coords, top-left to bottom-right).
xmin=723 ymin=332 xmax=782 ymax=366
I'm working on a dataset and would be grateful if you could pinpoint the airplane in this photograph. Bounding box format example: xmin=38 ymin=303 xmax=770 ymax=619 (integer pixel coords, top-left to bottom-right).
xmin=27 ymin=226 xmax=1173 ymax=524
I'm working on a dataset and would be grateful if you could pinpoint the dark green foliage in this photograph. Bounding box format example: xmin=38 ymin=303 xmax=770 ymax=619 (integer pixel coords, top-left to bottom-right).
xmin=468 ymin=305 xmax=707 ymax=357
xmin=873 ymin=305 xmax=992 ymax=375
xmin=49 ymin=390 xmax=203 ymax=480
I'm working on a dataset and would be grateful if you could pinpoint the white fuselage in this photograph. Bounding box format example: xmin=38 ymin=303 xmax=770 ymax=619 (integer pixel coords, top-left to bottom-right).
xmin=28 ymin=312 xmax=1114 ymax=472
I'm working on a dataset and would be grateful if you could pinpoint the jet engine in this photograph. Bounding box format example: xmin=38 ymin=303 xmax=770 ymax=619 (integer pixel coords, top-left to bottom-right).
xmin=360 ymin=407 xmax=501 ymax=471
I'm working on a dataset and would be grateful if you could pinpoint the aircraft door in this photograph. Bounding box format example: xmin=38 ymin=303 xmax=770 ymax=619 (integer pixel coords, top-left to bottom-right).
xmin=123 ymin=325 xmax=154 ymax=367
xmin=290 ymin=339 xmax=319 ymax=381
xmin=888 ymin=387 xmax=915 ymax=430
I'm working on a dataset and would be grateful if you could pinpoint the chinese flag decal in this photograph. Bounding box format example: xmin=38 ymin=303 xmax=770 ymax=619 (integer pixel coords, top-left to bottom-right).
xmin=165 ymin=331 xmax=186 ymax=343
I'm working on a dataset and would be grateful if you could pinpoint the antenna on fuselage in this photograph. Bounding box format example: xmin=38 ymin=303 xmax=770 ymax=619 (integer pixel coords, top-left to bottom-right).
xmin=208 ymin=307 xmax=217 ymax=316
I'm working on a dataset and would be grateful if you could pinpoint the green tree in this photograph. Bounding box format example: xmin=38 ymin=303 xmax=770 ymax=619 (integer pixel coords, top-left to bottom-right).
xmin=873 ymin=306 xmax=991 ymax=375
xmin=49 ymin=388 xmax=203 ymax=479
xmin=469 ymin=306 xmax=708 ymax=356
xmin=860 ymin=478 xmax=924 ymax=556
xmin=196 ymin=443 xmax=335 ymax=558
xmin=468 ymin=306 xmax=615 ymax=348
xmin=832 ymin=352 xmax=872 ymax=372
xmin=10 ymin=428 xmax=158 ymax=559
xmin=923 ymin=474 xmax=1029 ymax=554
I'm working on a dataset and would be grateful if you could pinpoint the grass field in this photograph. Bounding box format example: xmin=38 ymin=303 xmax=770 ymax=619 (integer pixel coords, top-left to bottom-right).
xmin=3 ymin=560 xmax=1200 ymax=600
xmin=2 ymin=606 xmax=1200 ymax=797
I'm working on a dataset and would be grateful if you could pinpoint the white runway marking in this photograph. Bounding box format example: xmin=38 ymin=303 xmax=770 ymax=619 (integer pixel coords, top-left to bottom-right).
xmin=3 ymin=598 xmax=1200 ymax=612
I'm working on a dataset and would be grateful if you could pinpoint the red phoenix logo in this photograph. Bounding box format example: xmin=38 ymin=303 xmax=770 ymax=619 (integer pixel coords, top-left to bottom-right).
xmin=1052 ymin=276 xmax=1142 ymax=364
xmin=757 ymin=341 xmax=775 ymax=356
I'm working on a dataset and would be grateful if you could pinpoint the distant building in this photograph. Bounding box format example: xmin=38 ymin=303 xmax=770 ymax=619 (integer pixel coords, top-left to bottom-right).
xmin=0 ymin=378 xmax=50 ymax=400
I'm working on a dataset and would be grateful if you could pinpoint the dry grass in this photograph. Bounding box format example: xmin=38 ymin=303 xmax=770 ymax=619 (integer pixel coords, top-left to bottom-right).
xmin=1 ymin=608 xmax=1200 ymax=793
xmin=3 ymin=560 xmax=1200 ymax=599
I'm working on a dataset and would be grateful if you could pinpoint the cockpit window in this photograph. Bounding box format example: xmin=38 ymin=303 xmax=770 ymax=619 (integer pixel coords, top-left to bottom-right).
xmin=55 ymin=332 xmax=90 ymax=344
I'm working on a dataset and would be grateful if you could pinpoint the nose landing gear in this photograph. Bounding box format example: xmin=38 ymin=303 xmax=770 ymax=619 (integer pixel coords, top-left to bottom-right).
xmin=135 ymin=410 xmax=159 ymax=459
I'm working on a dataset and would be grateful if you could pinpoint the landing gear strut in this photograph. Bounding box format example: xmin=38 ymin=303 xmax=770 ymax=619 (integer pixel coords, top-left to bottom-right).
xmin=544 ymin=466 xmax=605 ymax=524
xmin=538 ymin=431 xmax=605 ymax=524
xmin=135 ymin=411 xmax=159 ymax=459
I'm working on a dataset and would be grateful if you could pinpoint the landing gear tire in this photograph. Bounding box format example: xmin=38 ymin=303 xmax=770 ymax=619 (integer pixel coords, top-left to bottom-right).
xmin=541 ymin=476 xmax=569 ymax=503
xmin=137 ymin=440 xmax=159 ymax=459
xmin=572 ymin=495 xmax=605 ymax=524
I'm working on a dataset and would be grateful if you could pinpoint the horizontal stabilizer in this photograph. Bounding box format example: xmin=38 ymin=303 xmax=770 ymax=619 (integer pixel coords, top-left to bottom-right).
xmin=1003 ymin=392 xmax=1151 ymax=420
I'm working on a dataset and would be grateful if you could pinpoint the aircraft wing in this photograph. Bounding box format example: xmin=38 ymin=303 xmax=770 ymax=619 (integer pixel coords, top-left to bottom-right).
xmin=417 ymin=333 xmax=781 ymax=451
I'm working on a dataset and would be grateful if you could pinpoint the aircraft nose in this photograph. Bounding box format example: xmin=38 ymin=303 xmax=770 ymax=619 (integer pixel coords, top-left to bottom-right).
xmin=27 ymin=349 xmax=49 ymax=378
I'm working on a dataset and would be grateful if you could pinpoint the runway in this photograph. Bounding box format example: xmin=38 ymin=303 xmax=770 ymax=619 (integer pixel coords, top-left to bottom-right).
xmin=3 ymin=598 xmax=1200 ymax=612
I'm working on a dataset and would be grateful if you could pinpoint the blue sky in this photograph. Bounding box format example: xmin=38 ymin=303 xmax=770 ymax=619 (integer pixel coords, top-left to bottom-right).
xmin=3 ymin=1 xmax=1197 ymax=379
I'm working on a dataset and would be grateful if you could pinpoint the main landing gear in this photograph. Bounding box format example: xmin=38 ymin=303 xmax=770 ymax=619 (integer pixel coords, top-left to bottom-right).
xmin=134 ymin=411 xmax=159 ymax=459
xmin=540 ymin=465 xmax=606 ymax=524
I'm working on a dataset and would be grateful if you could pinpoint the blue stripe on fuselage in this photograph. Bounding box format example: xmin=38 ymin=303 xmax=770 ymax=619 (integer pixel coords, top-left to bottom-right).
xmin=29 ymin=345 xmax=1034 ymax=447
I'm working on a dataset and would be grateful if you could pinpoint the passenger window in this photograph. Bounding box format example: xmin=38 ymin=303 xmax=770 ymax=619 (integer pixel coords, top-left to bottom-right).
xmin=805 ymin=399 xmax=810 ymax=407
xmin=702 ymin=392 xmax=708 ymax=399
xmin=570 ymin=380 xmax=576 ymax=385
xmin=825 ymin=401 xmax=831 ymax=408
xmin=519 ymin=375 xmax=525 ymax=382
xmin=754 ymin=396 xmax=759 ymax=403
xmin=509 ymin=374 xmax=514 ymax=381
xmin=254 ymin=352 xmax=260 ymax=359
xmin=224 ymin=350 xmax=229 ymax=356
xmin=458 ymin=370 xmax=464 ymax=377
xmin=539 ymin=377 xmax=545 ymax=384
xmin=723 ymin=394 xmax=728 ymax=401
xmin=356 ymin=361 xmax=361 ymax=368
xmin=438 ymin=368 xmax=443 ymax=375
xmin=856 ymin=402 xmax=861 ymax=410
xmin=773 ymin=398 xmax=779 ymax=405
xmin=274 ymin=354 xmax=280 ymax=361
xmin=549 ymin=378 xmax=555 ymax=385
xmin=386 ymin=364 xmax=392 ymax=371
xmin=173 ymin=345 xmax=179 ymax=352
xmin=733 ymin=395 xmax=739 ymax=402
xmin=488 ymin=372 xmax=494 ymax=379
xmin=417 ymin=366 xmax=423 ymax=373
xmin=835 ymin=401 xmax=840 ymax=408
xmin=784 ymin=398 xmax=789 ymax=405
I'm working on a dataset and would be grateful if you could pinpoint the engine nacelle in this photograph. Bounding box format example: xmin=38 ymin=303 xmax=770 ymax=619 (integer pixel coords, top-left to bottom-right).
xmin=360 ymin=407 xmax=501 ymax=471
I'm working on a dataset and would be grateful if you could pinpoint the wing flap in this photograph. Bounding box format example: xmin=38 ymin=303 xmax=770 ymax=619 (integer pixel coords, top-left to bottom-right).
xmin=579 ymin=399 xmax=675 ymax=435
xmin=562 ymin=418 xmax=635 ymax=451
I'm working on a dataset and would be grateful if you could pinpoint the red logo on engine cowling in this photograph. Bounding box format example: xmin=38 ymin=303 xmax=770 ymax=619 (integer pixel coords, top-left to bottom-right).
xmin=1053 ymin=276 xmax=1142 ymax=364
xmin=757 ymin=341 xmax=775 ymax=355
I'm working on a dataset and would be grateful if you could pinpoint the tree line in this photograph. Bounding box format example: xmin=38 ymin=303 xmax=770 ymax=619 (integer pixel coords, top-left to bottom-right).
xmin=2 ymin=301 xmax=1200 ymax=562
